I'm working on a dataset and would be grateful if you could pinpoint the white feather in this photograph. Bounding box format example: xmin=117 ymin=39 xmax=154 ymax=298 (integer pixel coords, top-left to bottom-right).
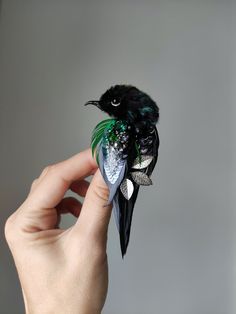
xmin=104 ymin=147 xmax=125 ymax=184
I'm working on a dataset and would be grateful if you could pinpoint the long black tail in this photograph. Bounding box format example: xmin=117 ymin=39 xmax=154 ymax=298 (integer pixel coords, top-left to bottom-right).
xmin=113 ymin=182 xmax=140 ymax=257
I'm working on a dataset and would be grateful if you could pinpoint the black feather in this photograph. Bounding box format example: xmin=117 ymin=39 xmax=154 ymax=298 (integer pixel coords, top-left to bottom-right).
xmin=116 ymin=126 xmax=159 ymax=257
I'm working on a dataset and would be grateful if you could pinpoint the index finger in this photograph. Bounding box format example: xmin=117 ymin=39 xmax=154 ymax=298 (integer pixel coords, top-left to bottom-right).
xmin=27 ymin=149 xmax=97 ymax=209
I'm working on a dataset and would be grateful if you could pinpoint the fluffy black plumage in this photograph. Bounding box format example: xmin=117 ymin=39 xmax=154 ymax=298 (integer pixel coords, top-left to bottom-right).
xmin=99 ymin=85 xmax=159 ymax=125
xmin=86 ymin=84 xmax=160 ymax=256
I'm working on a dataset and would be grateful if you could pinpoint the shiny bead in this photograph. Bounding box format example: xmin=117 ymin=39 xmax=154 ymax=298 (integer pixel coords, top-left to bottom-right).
xmin=141 ymin=147 xmax=148 ymax=154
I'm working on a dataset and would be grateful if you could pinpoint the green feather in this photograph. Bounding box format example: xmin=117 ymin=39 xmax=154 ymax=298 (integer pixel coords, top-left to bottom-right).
xmin=134 ymin=141 xmax=141 ymax=164
xmin=91 ymin=118 xmax=116 ymax=164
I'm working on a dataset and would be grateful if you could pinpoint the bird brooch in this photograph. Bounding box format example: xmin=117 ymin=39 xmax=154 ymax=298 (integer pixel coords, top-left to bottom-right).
xmin=85 ymin=84 xmax=160 ymax=256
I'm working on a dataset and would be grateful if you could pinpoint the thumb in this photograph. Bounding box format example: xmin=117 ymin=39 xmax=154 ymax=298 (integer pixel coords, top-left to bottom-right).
xmin=76 ymin=170 xmax=112 ymax=242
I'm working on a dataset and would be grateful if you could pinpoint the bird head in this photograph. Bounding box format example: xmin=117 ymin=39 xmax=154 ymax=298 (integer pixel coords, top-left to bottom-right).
xmin=85 ymin=84 xmax=159 ymax=124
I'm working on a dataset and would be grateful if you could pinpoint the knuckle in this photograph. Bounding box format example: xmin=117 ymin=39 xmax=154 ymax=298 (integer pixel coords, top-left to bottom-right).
xmin=41 ymin=165 xmax=50 ymax=175
xmin=30 ymin=179 xmax=38 ymax=189
xmin=41 ymin=164 xmax=57 ymax=176
xmin=93 ymin=184 xmax=109 ymax=203
xmin=4 ymin=214 xmax=17 ymax=244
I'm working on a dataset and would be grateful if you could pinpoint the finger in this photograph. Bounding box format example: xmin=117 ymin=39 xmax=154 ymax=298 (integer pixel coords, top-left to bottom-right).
xmin=29 ymin=165 xmax=53 ymax=195
xmin=26 ymin=149 xmax=97 ymax=210
xmin=56 ymin=197 xmax=82 ymax=218
xmin=74 ymin=170 xmax=112 ymax=243
xmin=29 ymin=179 xmax=39 ymax=194
xmin=70 ymin=180 xmax=90 ymax=197
xmin=17 ymin=149 xmax=97 ymax=232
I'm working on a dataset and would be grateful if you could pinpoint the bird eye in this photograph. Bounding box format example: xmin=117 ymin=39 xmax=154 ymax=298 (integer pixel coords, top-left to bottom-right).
xmin=111 ymin=99 xmax=120 ymax=107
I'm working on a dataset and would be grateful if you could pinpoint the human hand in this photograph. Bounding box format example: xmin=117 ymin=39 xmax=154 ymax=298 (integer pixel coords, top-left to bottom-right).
xmin=5 ymin=149 xmax=112 ymax=314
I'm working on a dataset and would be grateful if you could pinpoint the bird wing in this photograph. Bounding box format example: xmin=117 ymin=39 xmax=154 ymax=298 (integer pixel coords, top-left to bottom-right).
xmin=115 ymin=126 xmax=160 ymax=257
xmin=98 ymin=143 xmax=127 ymax=204
xmin=94 ymin=121 xmax=159 ymax=257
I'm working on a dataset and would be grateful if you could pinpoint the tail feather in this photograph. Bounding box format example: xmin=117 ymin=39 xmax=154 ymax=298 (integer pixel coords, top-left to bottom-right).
xmin=113 ymin=183 xmax=140 ymax=257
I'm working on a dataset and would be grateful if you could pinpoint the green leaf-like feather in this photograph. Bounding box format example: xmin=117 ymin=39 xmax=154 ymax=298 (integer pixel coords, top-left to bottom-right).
xmin=134 ymin=141 xmax=141 ymax=163
xmin=91 ymin=118 xmax=116 ymax=164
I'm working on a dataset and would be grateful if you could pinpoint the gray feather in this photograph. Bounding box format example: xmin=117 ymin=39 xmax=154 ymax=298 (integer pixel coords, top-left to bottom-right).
xmin=131 ymin=171 xmax=153 ymax=186
xmin=104 ymin=146 xmax=125 ymax=184
xmin=112 ymin=192 xmax=120 ymax=231
xmin=98 ymin=144 xmax=126 ymax=204
xmin=132 ymin=155 xmax=153 ymax=170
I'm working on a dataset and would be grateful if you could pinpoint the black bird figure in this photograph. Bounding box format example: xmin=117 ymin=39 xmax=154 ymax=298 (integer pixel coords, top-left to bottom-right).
xmin=85 ymin=84 xmax=160 ymax=257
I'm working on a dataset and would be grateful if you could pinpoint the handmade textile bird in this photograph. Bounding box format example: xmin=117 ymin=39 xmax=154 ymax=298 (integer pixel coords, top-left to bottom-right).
xmin=85 ymin=85 xmax=160 ymax=256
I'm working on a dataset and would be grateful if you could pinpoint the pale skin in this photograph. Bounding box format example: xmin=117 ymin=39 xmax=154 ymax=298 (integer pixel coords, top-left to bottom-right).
xmin=4 ymin=149 xmax=112 ymax=314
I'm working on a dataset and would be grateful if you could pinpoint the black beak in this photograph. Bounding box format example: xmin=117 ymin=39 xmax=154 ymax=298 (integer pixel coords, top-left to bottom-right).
xmin=84 ymin=100 xmax=101 ymax=108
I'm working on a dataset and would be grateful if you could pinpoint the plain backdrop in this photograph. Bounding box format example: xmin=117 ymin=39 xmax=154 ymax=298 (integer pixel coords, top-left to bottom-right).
xmin=0 ymin=1 xmax=235 ymax=313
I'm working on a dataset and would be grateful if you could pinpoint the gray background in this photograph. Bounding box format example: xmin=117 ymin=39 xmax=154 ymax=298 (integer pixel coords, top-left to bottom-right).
xmin=0 ymin=1 xmax=235 ymax=313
